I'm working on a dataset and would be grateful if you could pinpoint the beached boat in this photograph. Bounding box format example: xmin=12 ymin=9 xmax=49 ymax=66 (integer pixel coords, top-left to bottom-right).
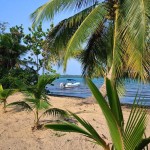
xmin=60 ymin=79 xmax=80 ymax=88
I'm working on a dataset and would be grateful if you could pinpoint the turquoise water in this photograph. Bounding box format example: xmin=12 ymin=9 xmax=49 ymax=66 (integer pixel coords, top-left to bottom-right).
xmin=46 ymin=77 xmax=150 ymax=105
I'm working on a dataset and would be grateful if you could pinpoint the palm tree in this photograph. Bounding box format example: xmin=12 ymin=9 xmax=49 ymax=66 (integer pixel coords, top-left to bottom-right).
xmin=8 ymin=75 xmax=68 ymax=129
xmin=0 ymin=25 xmax=27 ymax=71
xmin=31 ymin=0 xmax=150 ymax=97
xmin=0 ymin=84 xmax=18 ymax=112
xmin=45 ymin=78 xmax=150 ymax=150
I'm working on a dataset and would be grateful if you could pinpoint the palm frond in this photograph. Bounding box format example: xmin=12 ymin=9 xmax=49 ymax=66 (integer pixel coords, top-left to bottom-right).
xmin=123 ymin=98 xmax=148 ymax=150
xmin=118 ymin=0 xmax=150 ymax=81
xmin=44 ymin=6 xmax=95 ymax=66
xmin=43 ymin=108 xmax=68 ymax=118
xmin=25 ymin=98 xmax=38 ymax=104
xmin=37 ymin=75 xmax=58 ymax=92
xmin=34 ymin=75 xmax=58 ymax=99
xmin=31 ymin=0 xmax=98 ymax=26
xmin=14 ymin=79 xmax=28 ymax=91
xmin=135 ymin=137 xmax=150 ymax=150
xmin=46 ymin=5 xmax=94 ymax=52
xmin=45 ymin=122 xmax=93 ymax=138
xmin=0 ymin=89 xmax=18 ymax=100
xmin=45 ymin=113 xmax=109 ymax=149
xmin=106 ymin=78 xmax=124 ymax=128
xmin=64 ymin=4 xmax=107 ymax=71
xmin=78 ymin=20 xmax=108 ymax=77
xmin=115 ymin=78 xmax=126 ymax=97
xmin=86 ymin=78 xmax=124 ymax=150
xmin=7 ymin=101 xmax=33 ymax=111
xmin=36 ymin=100 xmax=50 ymax=110
xmin=69 ymin=111 xmax=108 ymax=147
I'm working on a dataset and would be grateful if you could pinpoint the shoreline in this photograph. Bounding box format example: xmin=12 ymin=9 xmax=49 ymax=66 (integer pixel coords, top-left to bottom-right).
xmin=48 ymin=93 xmax=150 ymax=109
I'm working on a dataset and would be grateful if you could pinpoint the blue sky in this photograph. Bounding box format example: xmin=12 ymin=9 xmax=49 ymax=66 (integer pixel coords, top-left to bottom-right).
xmin=0 ymin=0 xmax=82 ymax=75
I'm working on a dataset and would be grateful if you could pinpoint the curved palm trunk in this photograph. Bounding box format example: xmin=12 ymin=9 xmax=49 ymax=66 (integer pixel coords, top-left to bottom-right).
xmin=86 ymin=66 xmax=113 ymax=102
xmin=99 ymin=4 xmax=118 ymax=99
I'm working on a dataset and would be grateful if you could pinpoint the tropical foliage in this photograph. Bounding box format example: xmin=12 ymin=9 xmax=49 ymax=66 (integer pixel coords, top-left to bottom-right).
xmin=0 ymin=25 xmax=38 ymax=88
xmin=0 ymin=25 xmax=27 ymax=75
xmin=45 ymin=78 xmax=150 ymax=150
xmin=31 ymin=0 xmax=150 ymax=97
xmin=0 ymin=84 xmax=18 ymax=112
xmin=0 ymin=22 xmax=8 ymax=34
xmin=8 ymin=75 xmax=67 ymax=129
xmin=23 ymin=23 xmax=54 ymax=74
xmin=0 ymin=24 xmax=56 ymax=88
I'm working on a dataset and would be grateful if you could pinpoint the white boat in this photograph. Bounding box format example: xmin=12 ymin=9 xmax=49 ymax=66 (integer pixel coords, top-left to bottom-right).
xmin=60 ymin=79 xmax=80 ymax=88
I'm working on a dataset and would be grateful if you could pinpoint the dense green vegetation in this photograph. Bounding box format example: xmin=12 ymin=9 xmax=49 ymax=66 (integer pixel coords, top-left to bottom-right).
xmin=0 ymin=22 xmax=55 ymax=88
xmin=0 ymin=25 xmax=28 ymax=88
xmin=23 ymin=23 xmax=53 ymax=75
xmin=0 ymin=22 xmax=67 ymax=129
xmin=0 ymin=24 xmax=36 ymax=88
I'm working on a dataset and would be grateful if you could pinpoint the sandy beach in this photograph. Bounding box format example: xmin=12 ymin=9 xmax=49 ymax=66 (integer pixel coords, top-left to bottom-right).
xmin=0 ymin=93 xmax=150 ymax=150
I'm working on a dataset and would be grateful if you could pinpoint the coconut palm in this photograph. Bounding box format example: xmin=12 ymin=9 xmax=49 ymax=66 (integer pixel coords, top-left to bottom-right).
xmin=8 ymin=75 xmax=68 ymax=129
xmin=0 ymin=84 xmax=18 ymax=112
xmin=0 ymin=25 xmax=30 ymax=88
xmin=45 ymin=78 xmax=150 ymax=150
xmin=0 ymin=25 xmax=27 ymax=71
xmin=31 ymin=0 xmax=150 ymax=97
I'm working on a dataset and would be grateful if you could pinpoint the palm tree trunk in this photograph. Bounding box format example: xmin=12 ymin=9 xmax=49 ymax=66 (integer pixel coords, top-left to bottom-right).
xmin=35 ymin=109 xmax=39 ymax=129
xmin=99 ymin=66 xmax=113 ymax=98
xmin=99 ymin=67 xmax=112 ymax=98
xmin=3 ymin=100 xmax=7 ymax=113
xmin=86 ymin=64 xmax=113 ymax=103
xmin=99 ymin=4 xmax=118 ymax=99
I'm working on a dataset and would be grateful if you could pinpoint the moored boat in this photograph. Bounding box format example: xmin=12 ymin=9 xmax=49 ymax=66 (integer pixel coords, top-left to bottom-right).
xmin=60 ymin=79 xmax=80 ymax=88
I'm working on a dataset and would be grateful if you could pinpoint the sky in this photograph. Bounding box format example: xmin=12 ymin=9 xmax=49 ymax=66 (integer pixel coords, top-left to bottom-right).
xmin=0 ymin=0 xmax=82 ymax=75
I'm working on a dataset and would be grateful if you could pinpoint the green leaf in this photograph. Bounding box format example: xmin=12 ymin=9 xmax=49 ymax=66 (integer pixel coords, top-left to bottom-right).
xmin=43 ymin=108 xmax=68 ymax=118
xmin=106 ymin=78 xmax=124 ymax=128
xmin=124 ymin=99 xmax=148 ymax=150
xmin=0 ymin=84 xmax=3 ymax=92
xmin=37 ymin=75 xmax=58 ymax=95
xmin=31 ymin=0 xmax=97 ymax=27
xmin=64 ymin=4 xmax=106 ymax=70
xmin=135 ymin=137 xmax=150 ymax=150
xmin=46 ymin=5 xmax=94 ymax=58
xmin=69 ymin=111 xmax=108 ymax=147
xmin=46 ymin=111 xmax=108 ymax=149
xmin=45 ymin=123 xmax=92 ymax=136
xmin=25 ymin=98 xmax=38 ymax=104
xmin=7 ymin=101 xmax=33 ymax=111
xmin=36 ymin=100 xmax=50 ymax=110
xmin=86 ymin=78 xmax=124 ymax=150
xmin=0 ymin=89 xmax=18 ymax=100
xmin=118 ymin=0 xmax=150 ymax=81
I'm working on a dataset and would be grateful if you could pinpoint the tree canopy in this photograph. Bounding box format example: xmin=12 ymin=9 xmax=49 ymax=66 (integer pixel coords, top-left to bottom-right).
xmin=31 ymin=0 xmax=150 ymax=82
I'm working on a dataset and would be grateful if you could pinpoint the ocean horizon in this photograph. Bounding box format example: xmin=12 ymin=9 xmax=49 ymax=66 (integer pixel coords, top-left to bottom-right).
xmin=46 ymin=77 xmax=150 ymax=106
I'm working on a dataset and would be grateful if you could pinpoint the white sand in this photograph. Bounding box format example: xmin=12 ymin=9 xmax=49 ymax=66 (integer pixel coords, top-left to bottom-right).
xmin=0 ymin=93 xmax=149 ymax=150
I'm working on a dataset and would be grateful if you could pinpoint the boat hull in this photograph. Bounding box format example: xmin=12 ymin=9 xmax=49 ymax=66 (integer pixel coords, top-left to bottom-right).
xmin=60 ymin=82 xmax=80 ymax=88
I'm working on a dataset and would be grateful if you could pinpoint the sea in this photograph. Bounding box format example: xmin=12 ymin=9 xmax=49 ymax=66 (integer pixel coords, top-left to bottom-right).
xmin=46 ymin=77 xmax=150 ymax=106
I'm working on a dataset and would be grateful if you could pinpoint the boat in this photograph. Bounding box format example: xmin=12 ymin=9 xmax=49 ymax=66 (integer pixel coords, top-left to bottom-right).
xmin=60 ymin=79 xmax=80 ymax=88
